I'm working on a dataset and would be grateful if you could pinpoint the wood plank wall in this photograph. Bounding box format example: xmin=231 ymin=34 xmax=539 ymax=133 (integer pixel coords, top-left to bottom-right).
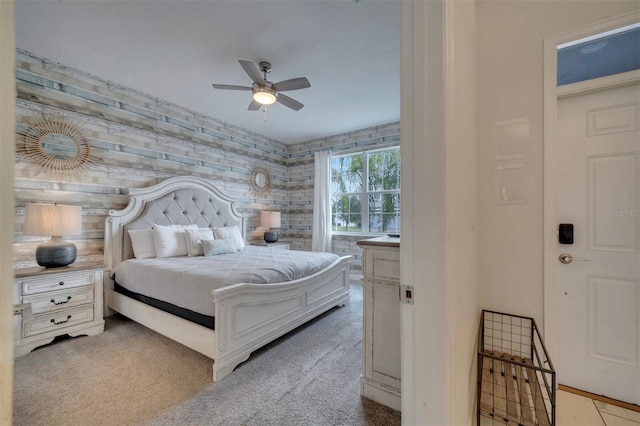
xmin=13 ymin=50 xmax=399 ymax=270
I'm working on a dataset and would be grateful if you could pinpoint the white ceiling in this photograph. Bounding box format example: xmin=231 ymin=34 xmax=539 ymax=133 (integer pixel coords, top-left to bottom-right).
xmin=15 ymin=0 xmax=401 ymax=145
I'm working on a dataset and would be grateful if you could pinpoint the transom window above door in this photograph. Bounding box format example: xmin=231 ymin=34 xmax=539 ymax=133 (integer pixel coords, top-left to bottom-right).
xmin=557 ymin=23 xmax=640 ymax=86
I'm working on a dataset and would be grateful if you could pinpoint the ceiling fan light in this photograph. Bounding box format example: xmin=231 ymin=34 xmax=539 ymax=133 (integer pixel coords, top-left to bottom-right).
xmin=253 ymin=88 xmax=277 ymax=105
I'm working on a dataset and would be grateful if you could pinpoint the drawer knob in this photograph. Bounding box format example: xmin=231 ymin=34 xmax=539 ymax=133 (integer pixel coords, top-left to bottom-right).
xmin=58 ymin=281 xmax=65 ymax=286
xmin=50 ymin=315 xmax=72 ymax=325
xmin=50 ymin=296 xmax=72 ymax=305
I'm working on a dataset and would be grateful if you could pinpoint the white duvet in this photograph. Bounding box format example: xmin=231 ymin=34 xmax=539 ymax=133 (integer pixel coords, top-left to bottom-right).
xmin=110 ymin=246 xmax=340 ymax=317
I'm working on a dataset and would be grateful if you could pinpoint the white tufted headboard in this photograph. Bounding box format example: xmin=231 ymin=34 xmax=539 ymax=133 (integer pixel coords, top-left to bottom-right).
xmin=104 ymin=176 xmax=245 ymax=269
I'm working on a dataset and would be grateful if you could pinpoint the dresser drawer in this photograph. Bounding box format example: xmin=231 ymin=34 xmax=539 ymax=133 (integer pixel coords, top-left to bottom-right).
xmin=367 ymin=249 xmax=400 ymax=282
xmin=19 ymin=271 xmax=96 ymax=295
xmin=23 ymin=286 xmax=95 ymax=315
xmin=23 ymin=305 xmax=94 ymax=338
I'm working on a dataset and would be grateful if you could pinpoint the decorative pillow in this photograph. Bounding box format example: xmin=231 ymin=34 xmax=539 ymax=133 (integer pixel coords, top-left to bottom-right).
xmin=152 ymin=224 xmax=198 ymax=258
xmin=128 ymin=229 xmax=156 ymax=259
xmin=184 ymin=228 xmax=215 ymax=257
xmin=213 ymin=225 xmax=245 ymax=252
xmin=202 ymin=239 xmax=237 ymax=257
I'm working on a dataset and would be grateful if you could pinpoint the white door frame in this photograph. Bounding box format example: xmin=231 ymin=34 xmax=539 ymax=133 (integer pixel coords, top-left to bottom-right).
xmin=543 ymin=10 xmax=640 ymax=371
xmin=0 ymin=0 xmax=16 ymax=423
xmin=401 ymin=0 xmax=448 ymax=424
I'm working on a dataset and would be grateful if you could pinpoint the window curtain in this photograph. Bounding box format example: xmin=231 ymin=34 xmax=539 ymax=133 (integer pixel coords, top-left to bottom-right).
xmin=312 ymin=151 xmax=332 ymax=252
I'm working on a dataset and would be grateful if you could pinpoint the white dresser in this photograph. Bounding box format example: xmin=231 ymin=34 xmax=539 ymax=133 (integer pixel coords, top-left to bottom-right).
xmin=13 ymin=262 xmax=105 ymax=357
xmin=357 ymin=236 xmax=401 ymax=411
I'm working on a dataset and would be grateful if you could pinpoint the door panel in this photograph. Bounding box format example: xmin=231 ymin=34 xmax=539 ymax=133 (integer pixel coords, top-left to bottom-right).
xmin=587 ymin=102 xmax=639 ymax=136
xmin=556 ymin=83 xmax=640 ymax=405
xmin=588 ymin=153 xmax=638 ymax=251
xmin=587 ymin=276 xmax=638 ymax=366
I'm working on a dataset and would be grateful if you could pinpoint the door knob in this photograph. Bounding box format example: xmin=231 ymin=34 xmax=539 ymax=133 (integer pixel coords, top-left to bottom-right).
xmin=559 ymin=253 xmax=590 ymax=264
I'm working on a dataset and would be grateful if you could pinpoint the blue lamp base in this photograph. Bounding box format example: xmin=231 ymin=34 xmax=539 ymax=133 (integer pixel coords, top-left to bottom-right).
xmin=263 ymin=231 xmax=279 ymax=243
xmin=35 ymin=236 xmax=77 ymax=268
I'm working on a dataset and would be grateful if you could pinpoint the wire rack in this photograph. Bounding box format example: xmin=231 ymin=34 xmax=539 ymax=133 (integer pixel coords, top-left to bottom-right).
xmin=477 ymin=310 xmax=556 ymax=426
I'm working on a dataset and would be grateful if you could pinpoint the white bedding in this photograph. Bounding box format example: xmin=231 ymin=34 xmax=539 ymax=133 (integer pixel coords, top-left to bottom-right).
xmin=110 ymin=246 xmax=340 ymax=317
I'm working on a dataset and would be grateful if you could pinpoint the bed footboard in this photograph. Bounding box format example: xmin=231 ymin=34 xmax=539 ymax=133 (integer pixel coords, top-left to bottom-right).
xmin=211 ymin=255 xmax=351 ymax=382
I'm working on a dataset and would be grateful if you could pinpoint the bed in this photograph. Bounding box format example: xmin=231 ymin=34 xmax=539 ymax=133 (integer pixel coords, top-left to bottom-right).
xmin=104 ymin=176 xmax=351 ymax=382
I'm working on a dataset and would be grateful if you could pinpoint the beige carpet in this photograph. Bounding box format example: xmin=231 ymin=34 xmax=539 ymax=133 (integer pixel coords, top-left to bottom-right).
xmin=14 ymin=281 xmax=401 ymax=426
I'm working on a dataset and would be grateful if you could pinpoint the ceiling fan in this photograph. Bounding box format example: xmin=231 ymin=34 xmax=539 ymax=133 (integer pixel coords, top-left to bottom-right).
xmin=212 ymin=60 xmax=310 ymax=111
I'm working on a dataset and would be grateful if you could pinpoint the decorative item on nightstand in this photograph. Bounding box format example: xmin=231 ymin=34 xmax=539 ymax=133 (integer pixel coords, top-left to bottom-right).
xmin=24 ymin=203 xmax=82 ymax=268
xmin=261 ymin=211 xmax=281 ymax=243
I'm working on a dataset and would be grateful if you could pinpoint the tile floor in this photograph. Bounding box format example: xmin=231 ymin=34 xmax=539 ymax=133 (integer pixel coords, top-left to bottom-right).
xmin=480 ymin=389 xmax=639 ymax=425
xmin=557 ymin=390 xmax=640 ymax=426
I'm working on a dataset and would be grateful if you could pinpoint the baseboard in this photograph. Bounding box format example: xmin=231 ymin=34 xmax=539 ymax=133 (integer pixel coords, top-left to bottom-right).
xmin=360 ymin=376 xmax=401 ymax=412
xmin=559 ymin=384 xmax=639 ymax=412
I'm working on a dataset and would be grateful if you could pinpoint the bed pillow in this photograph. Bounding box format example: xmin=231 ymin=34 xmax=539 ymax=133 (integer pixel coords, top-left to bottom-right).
xmin=128 ymin=229 xmax=157 ymax=259
xmin=153 ymin=224 xmax=198 ymax=258
xmin=184 ymin=227 xmax=215 ymax=257
xmin=202 ymin=239 xmax=237 ymax=257
xmin=213 ymin=225 xmax=245 ymax=252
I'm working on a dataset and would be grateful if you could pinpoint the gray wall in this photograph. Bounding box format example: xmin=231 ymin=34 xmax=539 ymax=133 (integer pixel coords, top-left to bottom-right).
xmin=13 ymin=50 xmax=399 ymax=270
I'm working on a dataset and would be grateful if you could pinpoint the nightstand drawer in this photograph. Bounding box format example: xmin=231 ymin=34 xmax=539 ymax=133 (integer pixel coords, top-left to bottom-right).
xmin=23 ymin=305 xmax=94 ymax=338
xmin=20 ymin=271 xmax=96 ymax=295
xmin=23 ymin=286 xmax=95 ymax=315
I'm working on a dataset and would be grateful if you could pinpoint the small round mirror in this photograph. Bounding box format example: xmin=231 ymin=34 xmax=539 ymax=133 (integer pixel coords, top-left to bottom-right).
xmin=250 ymin=167 xmax=271 ymax=195
xmin=40 ymin=134 xmax=79 ymax=160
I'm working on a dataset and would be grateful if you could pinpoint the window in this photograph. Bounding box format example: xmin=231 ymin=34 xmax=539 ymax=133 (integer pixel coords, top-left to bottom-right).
xmin=331 ymin=147 xmax=400 ymax=234
xmin=557 ymin=23 xmax=640 ymax=86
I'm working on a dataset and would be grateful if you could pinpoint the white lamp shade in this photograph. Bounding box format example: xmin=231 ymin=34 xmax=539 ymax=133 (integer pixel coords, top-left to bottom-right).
xmin=24 ymin=203 xmax=82 ymax=236
xmin=260 ymin=211 xmax=281 ymax=228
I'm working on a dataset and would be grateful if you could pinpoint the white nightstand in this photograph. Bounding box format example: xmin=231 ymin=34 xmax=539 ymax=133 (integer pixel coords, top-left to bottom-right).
xmin=13 ymin=262 xmax=105 ymax=357
xmin=250 ymin=241 xmax=291 ymax=250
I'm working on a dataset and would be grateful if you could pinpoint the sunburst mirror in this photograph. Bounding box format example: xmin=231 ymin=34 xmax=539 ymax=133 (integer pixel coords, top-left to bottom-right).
xmin=250 ymin=166 xmax=272 ymax=197
xmin=20 ymin=114 xmax=93 ymax=177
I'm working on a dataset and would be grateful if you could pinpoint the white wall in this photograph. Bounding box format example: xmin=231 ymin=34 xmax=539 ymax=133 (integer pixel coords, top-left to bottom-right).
xmin=477 ymin=0 xmax=640 ymax=326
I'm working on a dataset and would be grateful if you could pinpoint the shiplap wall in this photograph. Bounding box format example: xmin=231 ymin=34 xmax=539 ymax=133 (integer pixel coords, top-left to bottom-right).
xmin=13 ymin=50 xmax=399 ymax=270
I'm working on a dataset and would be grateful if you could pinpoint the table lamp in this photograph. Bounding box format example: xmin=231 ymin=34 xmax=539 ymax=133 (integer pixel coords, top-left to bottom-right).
xmin=260 ymin=211 xmax=281 ymax=243
xmin=24 ymin=203 xmax=82 ymax=268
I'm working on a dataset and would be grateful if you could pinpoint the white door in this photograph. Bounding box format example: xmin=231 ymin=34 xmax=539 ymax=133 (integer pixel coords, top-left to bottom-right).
xmin=556 ymin=83 xmax=640 ymax=405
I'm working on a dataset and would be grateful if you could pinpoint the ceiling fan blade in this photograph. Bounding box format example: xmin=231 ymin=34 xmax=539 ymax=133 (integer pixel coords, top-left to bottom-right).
xmin=248 ymin=99 xmax=262 ymax=111
xmin=211 ymin=84 xmax=252 ymax=91
xmin=239 ymin=60 xmax=265 ymax=85
xmin=273 ymin=77 xmax=311 ymax=92
xmin=277 ymin=93 xmax=304 ymax=111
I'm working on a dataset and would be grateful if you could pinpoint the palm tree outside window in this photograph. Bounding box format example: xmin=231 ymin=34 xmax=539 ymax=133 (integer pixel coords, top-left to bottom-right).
xmin=331 ymin=147 xmax=400 ymax=234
